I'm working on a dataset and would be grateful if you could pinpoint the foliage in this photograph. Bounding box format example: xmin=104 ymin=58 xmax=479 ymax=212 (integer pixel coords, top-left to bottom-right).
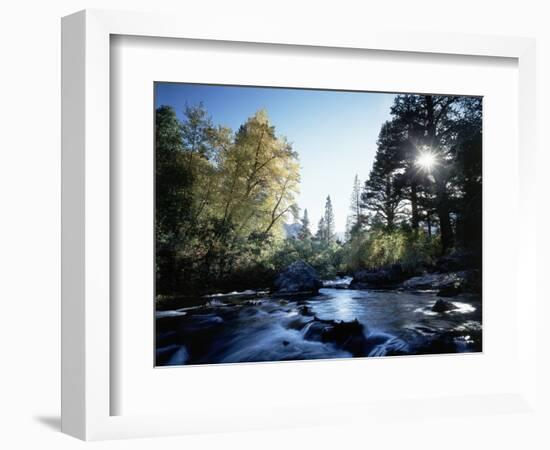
xmin=316 ymin=195 xmax=336 ymax=244
xmin=346 ymin=174 xmax=364 ymax=240
xmin=361 ymin=121 xmax=406 ymax=230
xmin=298 ymin=208 xmax=312 ymax=240
xmin=360 ymin=94 xmax=482 ymax=254
xmin=156 ymin=105 xmax=300 ymax=295
xmin=342 ymin=229 xmax=441 ymax=273
xmin=271 ymin=238 xmax=343 ymax=279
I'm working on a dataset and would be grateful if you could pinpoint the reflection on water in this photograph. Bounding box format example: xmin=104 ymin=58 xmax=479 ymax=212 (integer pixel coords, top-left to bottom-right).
xmin=156 ymin=287 xmax=482 ymax=366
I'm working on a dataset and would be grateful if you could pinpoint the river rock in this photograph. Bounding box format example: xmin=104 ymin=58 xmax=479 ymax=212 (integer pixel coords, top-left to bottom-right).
xmin=403 ymin=270 xmax=480 ymax=293
xmin=432 ymin=299 xmax=458 ymax=313
xmin=403 ymin=272 xmax=460 ymax=290
xmin=298 ymin=305 xmax=314 ymax=316
xmin=274 ymin=260 xmax=322 ymax=294
xmin=302 ymin=317 xmax=368 ymax=356
xmin=437 ymin=284 xmax=462 ymax=297
xmin=350 ymin=264 xmax=406 ymax=289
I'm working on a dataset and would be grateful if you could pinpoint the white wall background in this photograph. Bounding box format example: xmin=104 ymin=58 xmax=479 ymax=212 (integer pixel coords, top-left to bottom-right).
xmin=0 ymin=1 xmax=547 ymax=449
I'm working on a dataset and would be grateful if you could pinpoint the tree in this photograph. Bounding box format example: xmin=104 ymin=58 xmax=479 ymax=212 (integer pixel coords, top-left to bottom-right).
xmin=316 ymin=216 xmax=326 ymax=242
xmin=387 ymin=97 xmax=428 ymax=230
xmin=155 ymin=104 xmax=303 ymax=294
xmin=362 ymin=122 xmax=405 ymax=230
xmin=179 ymin=103 xmax=222 ymax=225
xmin=181 ymin=102 xmax=215 ymax=158
xmin=345 ymin=215 xmax=353 ymax=242
xmin=375 ymin=94 xmax=482 ymax=254
xmin=155 ymin=105 xmax=186 ymax=241
xmin=451 ymin=97 xmax=483 ymax=250
xmin=192 ymin=109 xmax=301 ymax=281
xmin=299 ymin=208 xmax=312 ymax=240
xmin=387 ymin=94 xmax=463 ymax=251
xmin=346 ymin=175 xmax=364 ymax=238
xmin=217 ymin=110 xmax=299 ymax=237
xmin=155 ymin=105 xmax=189 ymax=294
xmin=323 ymin=195 xmax=336 ymax=244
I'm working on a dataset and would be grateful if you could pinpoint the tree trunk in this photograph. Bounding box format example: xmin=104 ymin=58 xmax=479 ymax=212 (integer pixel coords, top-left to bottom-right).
xmin=425 ymin=96 xmax=436 ymax=147
xmin=425 ymin=95 xmax=453 ymax=252
xmin=410 ymin=182 xmax=419 ymax=230
xmin=436 ymin=181 xmax=453 ymax=253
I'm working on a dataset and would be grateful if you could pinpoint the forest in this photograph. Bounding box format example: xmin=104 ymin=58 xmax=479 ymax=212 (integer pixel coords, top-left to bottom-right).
xmin=155 ymin=93 xmax=482 ymax=300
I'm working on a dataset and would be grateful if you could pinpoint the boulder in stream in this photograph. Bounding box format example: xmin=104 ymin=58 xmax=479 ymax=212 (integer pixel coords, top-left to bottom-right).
xmin=403 ymin=271 xmax=459 ymax=290
xmin=274 ymin=260 xmax=322 ymax=294
xmin=302 ymin=317 xmax=368 ymax=356
xmin=437 ymin=284 xmax=462 ymax=297
xmin=403 ymin=270 xmax=480 ymax=293
xmin=350 ymin=264 xmax=406 ymax=289
xmin=432 ymin=299 xmax=458 ymax=313
xmin=298 ymin=305 xmax=314 ymax=316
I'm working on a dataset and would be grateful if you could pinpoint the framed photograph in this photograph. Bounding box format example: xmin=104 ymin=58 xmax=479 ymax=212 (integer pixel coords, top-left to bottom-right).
xmin=62 ymin=9 xmax=537 ymax=440
xmin=153 ymin=82 xmax=483 ymax=367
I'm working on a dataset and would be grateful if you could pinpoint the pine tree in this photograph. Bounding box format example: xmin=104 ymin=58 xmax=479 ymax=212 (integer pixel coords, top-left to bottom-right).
xmin=347 ymin=175 xmax=363 ymax=237
xmin=181 ymin=102 xmax=215 ymax=159
xmin=388 ymin=94 xmax=460 ymax=251
xmin=299 ymin=208 xmax=312 ymax=240
xmin=345 ymin=215 xmax=353 ymax=242
xmin=316 ymin=216 xmax=326 ymax=242
xmin=361 ymin=122 xmax=405 ymax=230
xmin=324 ymin=195 xmax=336 ymax=244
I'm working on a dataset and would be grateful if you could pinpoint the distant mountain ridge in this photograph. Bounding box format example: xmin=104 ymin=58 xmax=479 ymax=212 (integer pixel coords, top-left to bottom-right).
xmin=283 ymin=222 xmax=302 ymax=239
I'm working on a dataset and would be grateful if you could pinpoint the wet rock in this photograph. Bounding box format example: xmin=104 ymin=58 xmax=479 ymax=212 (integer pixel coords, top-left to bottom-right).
xmin=350 ymin=264 xmax=406 ymax=289
xmin=462 ymin=269 xmax=482 ymax=293
xmin=282 ymin=340 xmax=290 ymax=346
xmin=287 ymin=316 xmax=308 ymax=331
xmin=302 ymin=320 xmax=329 ymax=342
xmin=274 ymin=260 xmax=322 ymax=294
xmin=302 ymin=317 xmax=368 ymax=356
xmin=298 ymin=305 xmax=313 ymax=316
xmin=432 ymin=299 xmax=458 ymax=313
xmin=413 ymin=321 xmax=482 ymax=354
xmin=404 ymin=272 xmax=460 ymax=290
xmin=159 ymin=313 xmax=226 ymax=363
xmin=403 ymin=270 xmax=481 ymax=294
xmin=324 ymin=319 xmax=367 ymax=356
xmin=437 ymin=284 xmax=462 ymax=297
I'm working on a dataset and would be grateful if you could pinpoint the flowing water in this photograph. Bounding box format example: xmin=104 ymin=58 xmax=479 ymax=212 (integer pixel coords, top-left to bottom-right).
xmin=156 ymin=285 xmax=482 ymax=366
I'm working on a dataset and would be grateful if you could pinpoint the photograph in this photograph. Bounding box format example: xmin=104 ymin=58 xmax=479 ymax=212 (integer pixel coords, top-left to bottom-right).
xmin=154 ymin=83 xmax=483 ymax=366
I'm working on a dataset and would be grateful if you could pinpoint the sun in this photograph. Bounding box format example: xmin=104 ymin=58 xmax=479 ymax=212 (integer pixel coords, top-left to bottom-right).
xmin=415 ymin=150 xmax=437 ymax=172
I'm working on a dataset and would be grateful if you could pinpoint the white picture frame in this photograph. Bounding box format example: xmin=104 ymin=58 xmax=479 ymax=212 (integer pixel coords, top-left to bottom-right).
xmin=61 ymin=9 xmax=537 ymax=441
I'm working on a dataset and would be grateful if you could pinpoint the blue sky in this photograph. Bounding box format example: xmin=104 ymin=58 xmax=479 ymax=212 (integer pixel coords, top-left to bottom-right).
xmin=155 ymin=83 xmax=396 ymax=233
